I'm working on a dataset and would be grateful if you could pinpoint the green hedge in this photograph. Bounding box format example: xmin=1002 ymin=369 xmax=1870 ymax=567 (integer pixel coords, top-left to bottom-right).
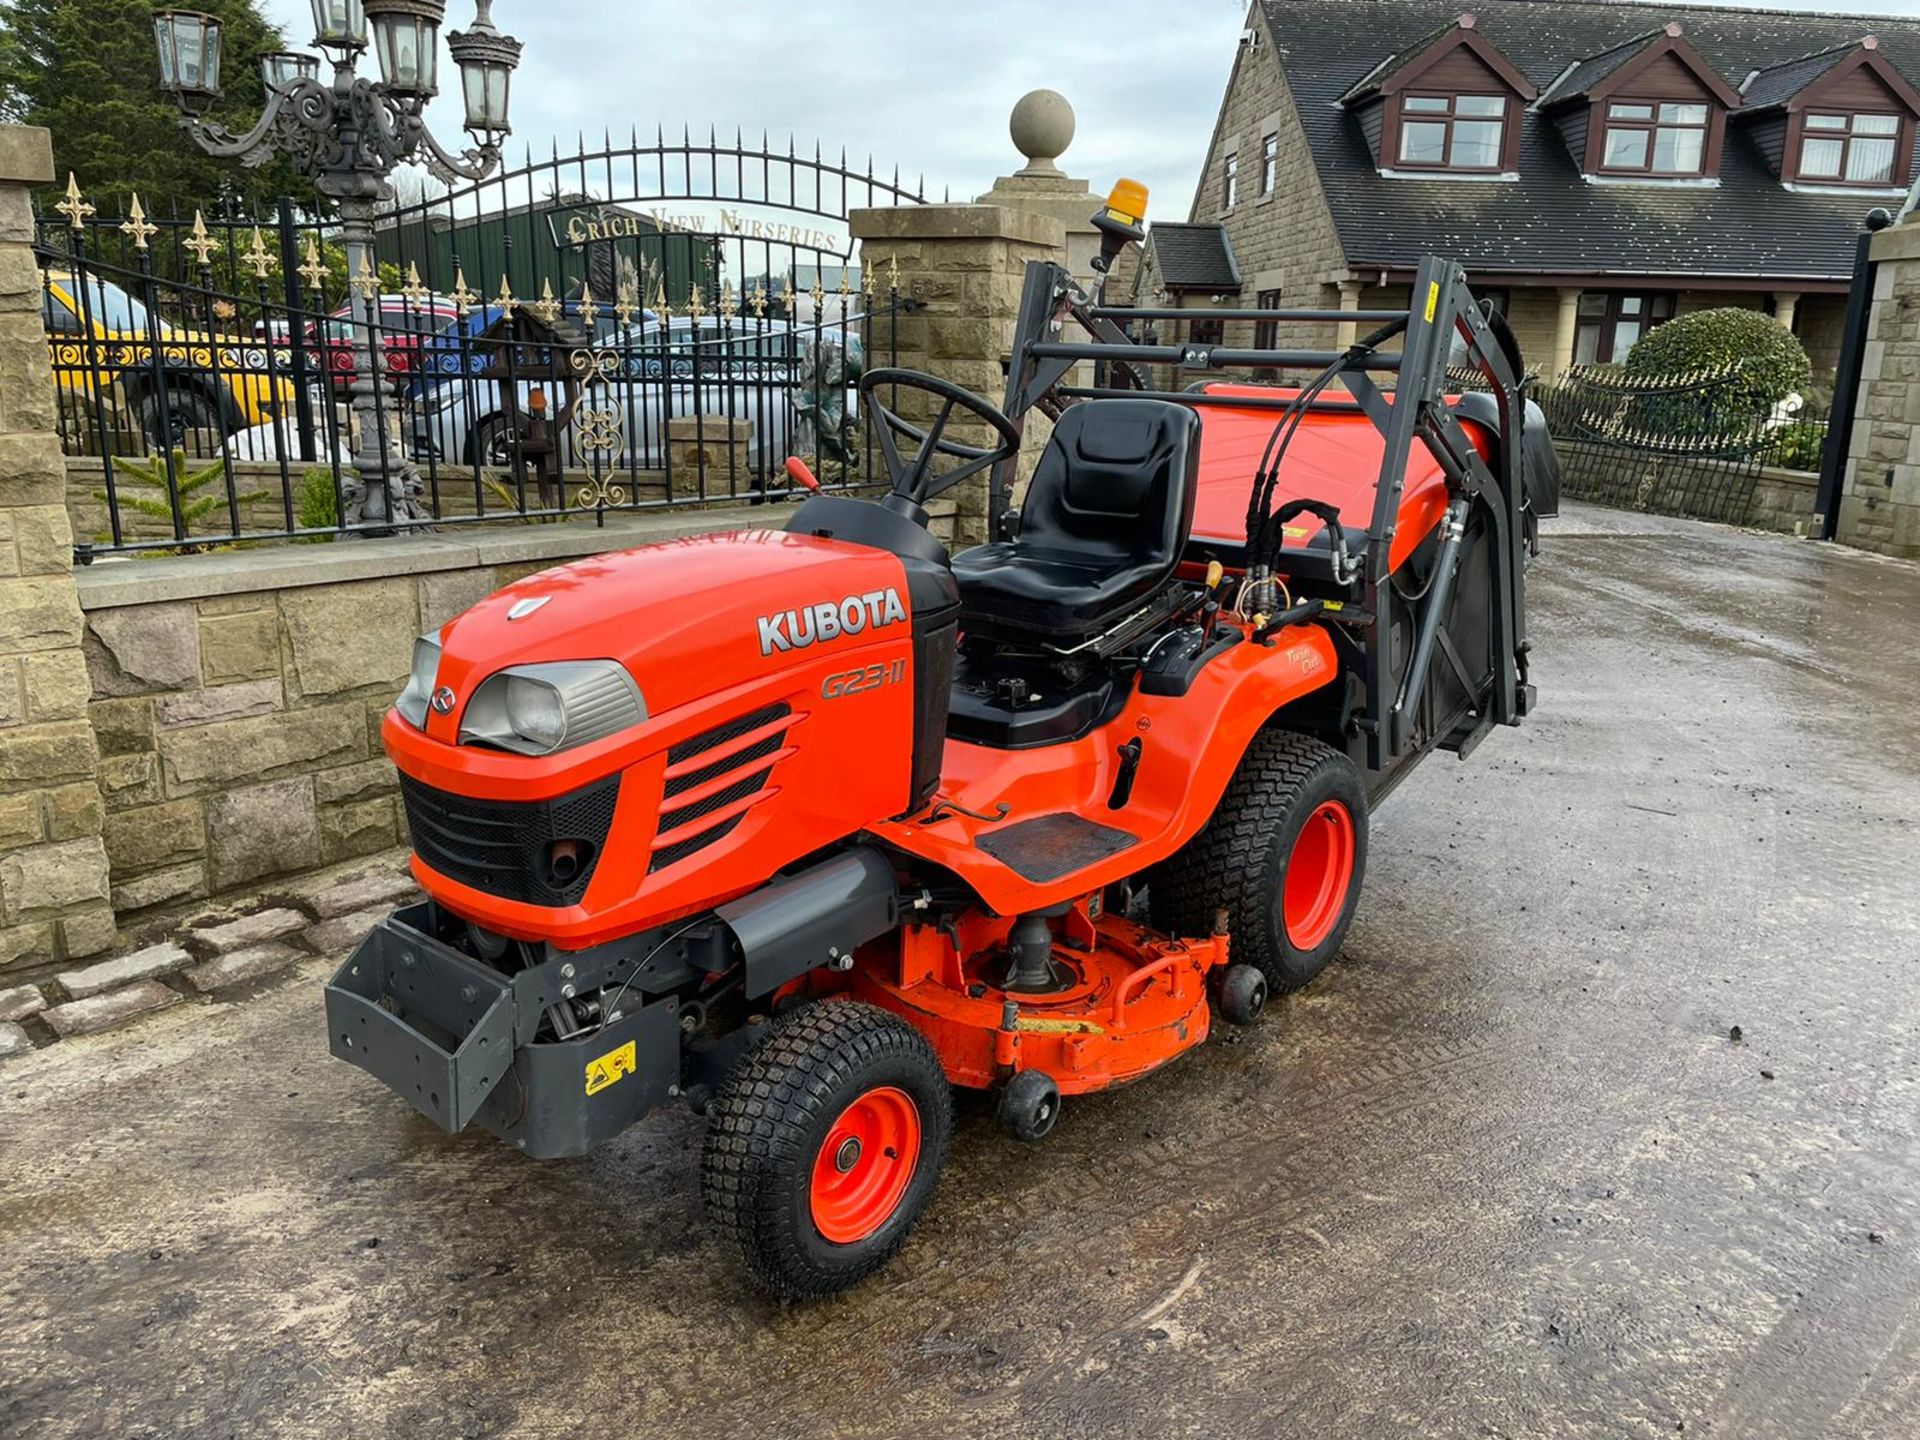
xmin=1626 ymin=308 xmax=1812 ymax=411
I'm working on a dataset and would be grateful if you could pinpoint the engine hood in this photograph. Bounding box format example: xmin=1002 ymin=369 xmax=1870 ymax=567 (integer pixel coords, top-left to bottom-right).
xmin=426 ymin=528 xmax=912 ymax=732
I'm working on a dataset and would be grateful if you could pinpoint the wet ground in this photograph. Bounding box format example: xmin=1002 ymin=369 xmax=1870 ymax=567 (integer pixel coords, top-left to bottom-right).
xmin=4 ymin=505 xmax=1919 ymax=1440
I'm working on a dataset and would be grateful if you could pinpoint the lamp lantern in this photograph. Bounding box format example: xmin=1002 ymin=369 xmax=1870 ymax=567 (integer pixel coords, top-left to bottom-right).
xmin=308 ymin=0 xmax=369 ymax=53
xmin=446 ymin=0 xmax=522 ymax=141
xmin=153 ymin=10 xmax=225 ymax=115
xmin=364 ymin=0 xmax=445 ymax=104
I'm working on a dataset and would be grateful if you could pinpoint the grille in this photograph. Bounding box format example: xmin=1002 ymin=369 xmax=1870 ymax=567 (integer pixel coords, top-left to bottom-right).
xmin=401 ymin=773 xmax=620 ymax=907
xmin=650 ymin=703 xmax=793 ymax=874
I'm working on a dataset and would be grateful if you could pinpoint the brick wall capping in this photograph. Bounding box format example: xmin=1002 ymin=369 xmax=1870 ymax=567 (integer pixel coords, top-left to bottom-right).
xmin=0 ymin=126 xmax=54 ymax=187
xmin=848 ymin=203 xmax=1065 ymax=248
xmin=72 ymin=505 xmax=775 ymax=612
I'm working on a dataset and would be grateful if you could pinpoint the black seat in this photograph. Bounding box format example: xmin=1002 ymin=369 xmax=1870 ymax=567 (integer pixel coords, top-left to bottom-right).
xmin=952 ymin=400 xmax=1200 ymax=642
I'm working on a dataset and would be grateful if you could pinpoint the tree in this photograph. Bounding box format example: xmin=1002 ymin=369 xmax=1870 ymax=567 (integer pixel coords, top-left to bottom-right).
xmin=0 ymin=0 xmax=304 ymax=214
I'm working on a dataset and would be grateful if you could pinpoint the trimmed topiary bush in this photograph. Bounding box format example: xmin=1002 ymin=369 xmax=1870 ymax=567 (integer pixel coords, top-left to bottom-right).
xmin=1625 ymin=307 xmax=1811 ymax=411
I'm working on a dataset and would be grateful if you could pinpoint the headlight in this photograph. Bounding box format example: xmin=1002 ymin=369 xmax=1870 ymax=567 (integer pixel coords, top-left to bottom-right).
xmin=395 ymin=632 xmax=442 ymax=729
xmin=460 ymin=661 xmax=645 ymax=756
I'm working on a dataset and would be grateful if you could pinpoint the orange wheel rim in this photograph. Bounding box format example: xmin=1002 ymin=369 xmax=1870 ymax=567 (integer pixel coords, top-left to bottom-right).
xmin=809 ymin=1086 xmax=923 ymax=1245
xmin=1283 ymin=801 xmax=1356 ymax=951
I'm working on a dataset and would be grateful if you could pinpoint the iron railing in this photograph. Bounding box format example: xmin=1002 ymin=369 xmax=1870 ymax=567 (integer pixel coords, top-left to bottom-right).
xmin=36 ymin=136 xmax=927 ymax=558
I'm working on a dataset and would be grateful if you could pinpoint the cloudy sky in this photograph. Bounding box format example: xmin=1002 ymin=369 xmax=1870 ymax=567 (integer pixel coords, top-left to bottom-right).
xmin=258 ymin=0 xmax=1918 ymax=221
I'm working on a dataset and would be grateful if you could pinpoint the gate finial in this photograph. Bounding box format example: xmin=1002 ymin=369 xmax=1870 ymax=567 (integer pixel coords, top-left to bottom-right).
xmin=56 ymin=173 xmax=94 ymax=230
xmin=184 ymin=210 xmax=220 ymax=268
xmin=244 ymin=225 xmax=276 ymax=280
xmin=119 ymin=194 xmax=157 ymax=251
xmin=299 ymin=235 xmax=329 ymax=291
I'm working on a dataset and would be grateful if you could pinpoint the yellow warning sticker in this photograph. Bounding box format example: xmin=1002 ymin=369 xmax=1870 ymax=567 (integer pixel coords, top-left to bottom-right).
xmin=1425 ymin=281 xmax=1440 ymax=323
xmin=584 ymin=1040 xmax=636 ymax=1097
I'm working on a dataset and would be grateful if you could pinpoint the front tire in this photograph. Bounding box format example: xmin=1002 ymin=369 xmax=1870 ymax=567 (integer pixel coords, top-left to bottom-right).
xmin=701 ymin=1001 xmax=951 ymax=1299
xmin=1149 ymin=731 xmax=1368 ymax=993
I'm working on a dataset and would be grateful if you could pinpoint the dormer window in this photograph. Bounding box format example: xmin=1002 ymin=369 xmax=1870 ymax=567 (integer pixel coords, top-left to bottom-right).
xmin=1601 ymin=101 xmax=1711 ymax=176
xmin=1798 ymin=111 xmax=1902 ymax=185
xmin=1540 ymin=23 xmax=1739 ymax=185
xmin=1336 ymin=14 xmax=1536 ymax=180
xmin=1737 ymin=36 xmax=1920 ymax=192
xmin=1397 ymin=94 xmax=1509 ymax=170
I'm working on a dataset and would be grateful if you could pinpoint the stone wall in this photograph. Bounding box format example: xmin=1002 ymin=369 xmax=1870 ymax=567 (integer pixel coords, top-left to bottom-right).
xmin=1836 ymin=219 xmax=1920 ymax=559
xmin=1195 ymin=19 xmax=1351 ymax=353
xmin=0 ymin=127 xmax=114 ymax=977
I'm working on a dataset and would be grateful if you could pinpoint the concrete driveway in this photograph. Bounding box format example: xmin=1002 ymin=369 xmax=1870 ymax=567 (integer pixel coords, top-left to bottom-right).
xmin=3 ymin=506 xmax=1918 ymax=1440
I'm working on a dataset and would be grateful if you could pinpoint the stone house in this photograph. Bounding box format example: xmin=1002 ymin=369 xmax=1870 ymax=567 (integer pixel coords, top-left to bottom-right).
xmin=1137 ymin=0 xmax=1920 ymax=377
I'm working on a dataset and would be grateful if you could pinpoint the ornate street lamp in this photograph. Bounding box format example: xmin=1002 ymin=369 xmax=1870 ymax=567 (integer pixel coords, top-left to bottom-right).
xmin=151 ymin=3 xmax=521 ymax=532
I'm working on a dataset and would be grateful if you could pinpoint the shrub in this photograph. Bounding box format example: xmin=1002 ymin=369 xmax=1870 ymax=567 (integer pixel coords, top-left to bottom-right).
xmin=295 ymin=466 xmax=339 ymax=540
xmin=1767 ymin=420 xmax=1828 ymax=473
xmin=1625 ymin=307 xmax=1811 ymax=411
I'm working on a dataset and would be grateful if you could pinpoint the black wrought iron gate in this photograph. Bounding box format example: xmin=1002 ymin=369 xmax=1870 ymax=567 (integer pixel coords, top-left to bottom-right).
xmin=1532 ymin=365 xmax=1773 ymax=526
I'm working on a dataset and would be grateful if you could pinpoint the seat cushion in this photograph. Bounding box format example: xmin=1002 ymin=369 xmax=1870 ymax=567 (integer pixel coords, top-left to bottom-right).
xmin=953 ymin=400 xmax=1200 ymax=642
xmin=951 ymin=543 xmax=1174 ymax=636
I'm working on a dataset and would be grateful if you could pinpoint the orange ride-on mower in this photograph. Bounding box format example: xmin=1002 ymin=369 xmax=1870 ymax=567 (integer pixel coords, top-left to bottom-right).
xmin=325 ymin=182 xmax=1560 ymax=1297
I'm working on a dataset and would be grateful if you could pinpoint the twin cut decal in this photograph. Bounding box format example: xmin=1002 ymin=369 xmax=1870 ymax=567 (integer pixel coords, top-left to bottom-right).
xmin=757 ymin=588 xmax=907 ymax=656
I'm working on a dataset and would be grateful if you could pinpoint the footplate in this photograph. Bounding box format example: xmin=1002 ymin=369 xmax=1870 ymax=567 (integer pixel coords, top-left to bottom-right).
xmin=326 ymin=911 xmax=514 ymax=1132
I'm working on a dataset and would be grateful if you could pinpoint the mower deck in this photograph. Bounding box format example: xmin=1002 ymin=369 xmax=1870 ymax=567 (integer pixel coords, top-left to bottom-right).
xmin=834 ymin=907 xmax=1227 ymax=1095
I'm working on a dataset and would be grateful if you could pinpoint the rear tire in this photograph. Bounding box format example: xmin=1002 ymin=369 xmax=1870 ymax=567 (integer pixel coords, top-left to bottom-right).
xmin=1148 ymin=730 xmax=1368 ymax=993
xmin=701 ymin=1001 xmax=951 ymax=1299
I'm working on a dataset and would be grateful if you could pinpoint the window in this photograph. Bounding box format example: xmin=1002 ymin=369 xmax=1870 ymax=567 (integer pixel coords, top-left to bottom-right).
xmin=1222 ymin=151 xmax=1239 ymax=209
xmin=1573 ymin=291 xmax=1675 ymax=365
xmin=1260 ymin=132 xmax=1279 ymax=195
xmin=1396 ymin=94 xmax=1508 ymax=171
xmin=41 ymin=287 xmax=81 ymax=336
xmin=1799 ymin=112 xmax=1902 ymax=185
xmin=48 ymin=277 xmax=151 ymax=333
xmin=1254 ymin=288 xmax=1282 ymax=350
xmin=1600 ymin=101 xmax=1711 ymax=176
xmin=1189 ymin=316 xmax=1225 ymax=347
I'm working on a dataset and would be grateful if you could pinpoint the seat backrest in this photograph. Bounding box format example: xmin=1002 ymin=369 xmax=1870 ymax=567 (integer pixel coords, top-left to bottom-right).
xmin=1019 ymin=399 xmax=1201 ymax=569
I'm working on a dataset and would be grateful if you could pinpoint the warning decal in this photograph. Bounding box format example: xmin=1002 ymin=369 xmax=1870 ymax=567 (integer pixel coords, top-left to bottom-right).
xmin=585 ymin=1040 xmax=637 ymax=1097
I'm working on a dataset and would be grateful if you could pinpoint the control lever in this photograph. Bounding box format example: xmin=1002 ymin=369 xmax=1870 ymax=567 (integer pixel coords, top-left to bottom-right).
xmin=784 ymin=456 xmax=822 ymax=492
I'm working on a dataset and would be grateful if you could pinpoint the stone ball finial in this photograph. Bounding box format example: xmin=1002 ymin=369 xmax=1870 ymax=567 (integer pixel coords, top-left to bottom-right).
xmin=1011 ymin=89 xmax=1075 ymax=177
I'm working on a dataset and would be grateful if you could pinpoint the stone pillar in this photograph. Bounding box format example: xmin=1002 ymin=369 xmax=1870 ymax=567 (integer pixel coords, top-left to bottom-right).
xmin=1552 ymin=287 xmax=1582 ymax=378
xmin=975 ymin=90 xmax=1104 ymax=291
xmin=1335 ymin=281 xmax=1363 ymax=350
xmin=1835 ymin=220 xmax=1920 ymax=558
xmin=0 ymin=127 xmax=114 ymax=974
xmin=1773 ymin=291 xmax=1801 ymax=333
xmin=847 ymin=203 xmax=1066 ymax=545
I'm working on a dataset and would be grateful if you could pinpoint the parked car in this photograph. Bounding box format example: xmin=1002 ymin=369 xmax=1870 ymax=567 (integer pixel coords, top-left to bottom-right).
xmin=255 ymin=294 xmax=461 ymax=387
xmin=404 ymin=314 xmax=811 ymax=477
xmin=41 ymin=271 xmax=300 ymax=446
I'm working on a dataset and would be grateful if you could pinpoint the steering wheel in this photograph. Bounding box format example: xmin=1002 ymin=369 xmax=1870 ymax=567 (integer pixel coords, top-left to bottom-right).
xmin=858 ymin=367 xmax=1024 ymax=506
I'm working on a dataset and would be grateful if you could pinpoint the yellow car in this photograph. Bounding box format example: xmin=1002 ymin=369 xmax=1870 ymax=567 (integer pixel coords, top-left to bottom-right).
xmin=41 ymin=271 xmax=300 ymax=447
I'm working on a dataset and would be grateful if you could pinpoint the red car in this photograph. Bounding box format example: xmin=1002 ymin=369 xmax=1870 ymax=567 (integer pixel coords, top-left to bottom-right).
xmin=256 ymin=295 xmax=459 ymax=386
